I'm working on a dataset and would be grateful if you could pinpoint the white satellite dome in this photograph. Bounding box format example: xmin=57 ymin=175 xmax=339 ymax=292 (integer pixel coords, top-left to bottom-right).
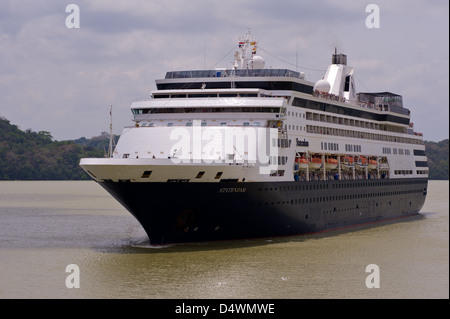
xmin=313 ymin=79 xmax=331 ymax=93
xmin=250 ymin=55 xmax=265 ymax=69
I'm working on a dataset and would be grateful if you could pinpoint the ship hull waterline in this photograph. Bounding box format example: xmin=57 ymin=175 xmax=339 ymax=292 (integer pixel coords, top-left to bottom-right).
xmin=98 ymin=178 xmax=428 ymax=245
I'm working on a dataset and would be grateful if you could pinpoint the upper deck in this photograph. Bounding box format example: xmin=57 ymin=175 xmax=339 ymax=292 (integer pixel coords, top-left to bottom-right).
xmin=357 ymin=92 xmax=410 ymax=116
xmin=138 ymin=31 xmax=420 ymax=136
xmin=156 ymin=68 xmax=315 ymax=94
xmin=164 ymin=68 xmax=305 ymax=79
xmin=155 ymin=69 xmax=410 ymax=117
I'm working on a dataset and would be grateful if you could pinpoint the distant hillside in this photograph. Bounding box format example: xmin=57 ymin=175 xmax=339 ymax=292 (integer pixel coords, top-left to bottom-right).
xmin=0 ymin=116 xmax=448 ymax=180
xmin=0 ymin=117 xmax=112 ymax=180
xmin=70 ymin=131 xmax=119 ymax=154
xmin=424 ymin=139 xmax=449 ymax=180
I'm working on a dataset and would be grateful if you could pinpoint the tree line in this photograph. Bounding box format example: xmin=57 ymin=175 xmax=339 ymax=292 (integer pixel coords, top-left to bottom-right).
xmin=0 ymin=117 xmax=116 ymax=180
xmin=424 ymin=139 xmax=449 ymax=180
xmin=0 ymin=116 xmax=448 ymax=180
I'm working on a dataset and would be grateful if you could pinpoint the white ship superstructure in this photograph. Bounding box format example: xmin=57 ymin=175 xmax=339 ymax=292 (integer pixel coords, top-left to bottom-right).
xmin=80 ymin=31 xmax=428 ymax=245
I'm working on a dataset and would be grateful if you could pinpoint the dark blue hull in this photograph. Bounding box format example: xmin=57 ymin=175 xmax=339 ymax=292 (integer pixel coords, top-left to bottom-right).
xmin=99 ymin=178 xmax=428 ymax=245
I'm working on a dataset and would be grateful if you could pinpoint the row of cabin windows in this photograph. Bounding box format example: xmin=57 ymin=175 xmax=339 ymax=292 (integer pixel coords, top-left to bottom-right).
xmin=287 ymin=124 xmax=306 ymax=131
xmin=292 ymin=97 xmax=409 ymax=126
xmin=132 ymin=107 xmax=280 ymax=114
xmin=156 ymin=80 xmax=314 ymax=94
xmin=259 ymin=178 xmax=426 ymax=192
xmin=304 ymin=110 xmax=408 ymax=135
xmin=153 ymin=93 xmax=258 ymax=98
xmin=323 ymin=142 xmax=340 ymax=152
xmin=394 ymin=170 xmax=415 ymax=175
xmin=306 ymin=124 xmax=423 ymax=145
xmin=141 ymin=170 xmax=221 ymax=179
xmin=140 ymin=121 xmax=262 ymax=127
xmin=287 ymin=111 xmax=306 ymax=118
xmin=383 ymin=147 xmax=416 ymax=156
xmin=140 ymin=170 xmax=427 ymax=181
xmin=345 ymin=144 xmax=361 ymax=152
xmin=258 ymin=187 xmax=423 ymax=206
xmin=268 ymin=156 xmax=288 ymax=165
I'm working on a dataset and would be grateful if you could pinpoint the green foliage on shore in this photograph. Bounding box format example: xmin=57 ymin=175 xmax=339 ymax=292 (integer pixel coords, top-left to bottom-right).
xmin=424 ymin=139 xmax=449 ymax=180
xmin=0 ymin=116 xmax=448 ymax=180
xmin=0 ymin=117 xmax=110 ymax=180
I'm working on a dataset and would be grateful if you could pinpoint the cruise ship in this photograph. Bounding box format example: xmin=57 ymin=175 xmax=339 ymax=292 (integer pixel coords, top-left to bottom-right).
xmin=80 ymin=32 xmax=428 ymax=245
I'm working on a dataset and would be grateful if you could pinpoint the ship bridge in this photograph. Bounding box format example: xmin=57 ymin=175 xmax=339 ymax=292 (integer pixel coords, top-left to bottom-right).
xmin=357 ymin=92 xmax=410 ymax=116
xmin=164 ymin=69 xmax=305 ymax=79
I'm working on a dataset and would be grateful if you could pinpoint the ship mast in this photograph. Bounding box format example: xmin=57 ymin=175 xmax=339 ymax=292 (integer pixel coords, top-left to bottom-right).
xmin=233 ymin=30 xmax=262 ymax=70
xmin=108 ymin=105 xmax=113 ymax=158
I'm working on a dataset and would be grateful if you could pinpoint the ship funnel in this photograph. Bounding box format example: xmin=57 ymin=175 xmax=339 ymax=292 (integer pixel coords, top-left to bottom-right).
xmin=316 ymin=50 xmax=356 ymax=101
xmin=332 ymin=53 xmax=347 ymax=65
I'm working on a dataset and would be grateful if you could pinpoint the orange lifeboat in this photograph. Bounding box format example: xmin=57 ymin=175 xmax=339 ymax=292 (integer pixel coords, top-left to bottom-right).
xmin=340 ymin=156 xmax=354 ymax=170
xmin=308 ymin=156 xmax=322 ymax=170
xmin=368 ymin=158 xmax=378 ymax=170
xmin=325 ymin=156 xmax=338 ymax=170
xmin=355 ymin=156 xmax=368 ymax=169
xmin=295 ymin=156 xmax=308 ymax=169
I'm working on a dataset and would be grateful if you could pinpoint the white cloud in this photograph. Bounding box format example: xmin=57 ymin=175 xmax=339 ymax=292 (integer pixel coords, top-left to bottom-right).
xmin=0 ymin=0 xmax=448 ymax=141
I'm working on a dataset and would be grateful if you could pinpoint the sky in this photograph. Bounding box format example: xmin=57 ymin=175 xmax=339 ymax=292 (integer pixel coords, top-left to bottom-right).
xmin=0 ymin=0 xmax=448 ymax=142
